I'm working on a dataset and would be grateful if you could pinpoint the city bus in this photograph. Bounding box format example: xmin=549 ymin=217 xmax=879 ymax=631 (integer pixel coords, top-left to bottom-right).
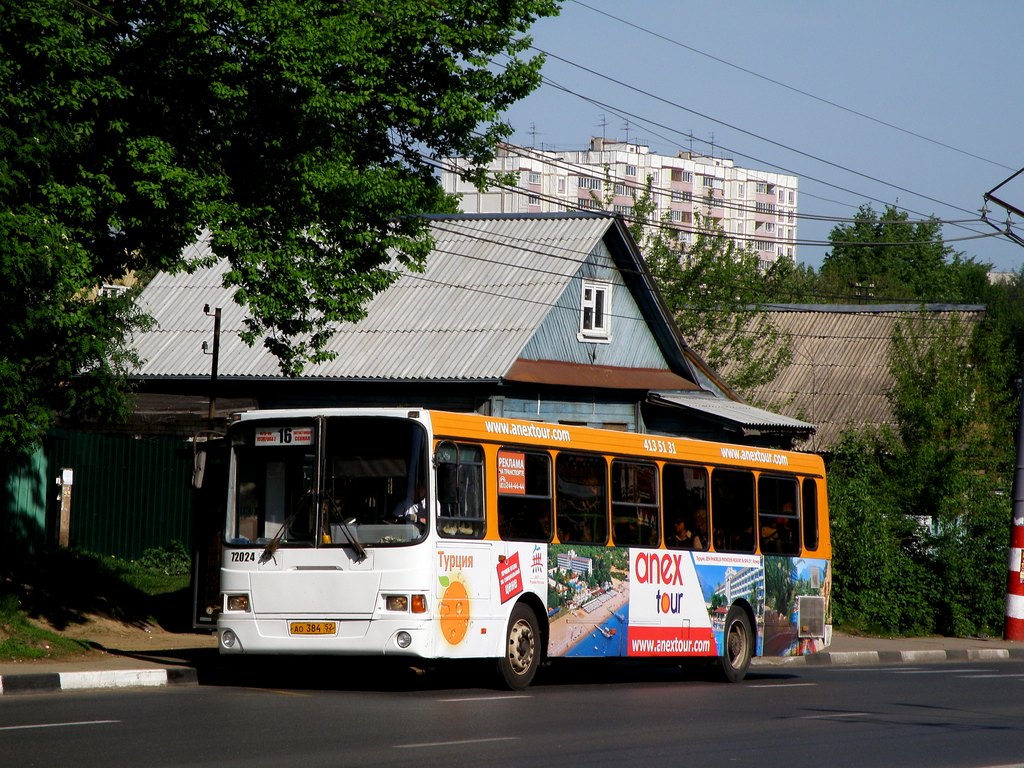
xmin=215 ymin=408 xmax=831 ymax=689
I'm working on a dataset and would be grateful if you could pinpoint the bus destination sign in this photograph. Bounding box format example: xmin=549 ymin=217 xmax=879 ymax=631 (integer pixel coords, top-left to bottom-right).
xmin=254 ymin=426 xmax=314 ymax=446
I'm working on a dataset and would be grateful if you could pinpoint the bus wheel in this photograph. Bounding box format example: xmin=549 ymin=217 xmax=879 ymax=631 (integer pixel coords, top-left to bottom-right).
xmin=497 ymin=603 xmax=540 ymax=690
xmin=718 ymin=606 xmax=752 ymax=683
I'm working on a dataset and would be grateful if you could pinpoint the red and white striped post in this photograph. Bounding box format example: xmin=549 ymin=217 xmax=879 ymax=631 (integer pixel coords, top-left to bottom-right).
xmin=1006 ymin=517 xmax=1024 ymax=641
xmin=1005 ymin=373 xmax=1024 ymax=641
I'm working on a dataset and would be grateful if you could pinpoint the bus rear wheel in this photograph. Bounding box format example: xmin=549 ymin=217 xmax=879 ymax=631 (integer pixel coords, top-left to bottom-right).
xmin=718 ymin=606 xmax=752 ymax=683
xmin=497 ymin=603 xmax=540 ymax=690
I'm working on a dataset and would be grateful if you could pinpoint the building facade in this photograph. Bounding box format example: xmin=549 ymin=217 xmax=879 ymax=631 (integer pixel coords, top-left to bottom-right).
xmin=442 ymin=138 xmax=799 ymax=268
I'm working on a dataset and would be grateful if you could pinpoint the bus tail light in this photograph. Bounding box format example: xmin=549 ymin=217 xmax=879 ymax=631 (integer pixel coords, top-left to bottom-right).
xmin=411 ymin=595 xmax=427 ymax=614
xmin=226 ymin=594 xmax=250 ymax=612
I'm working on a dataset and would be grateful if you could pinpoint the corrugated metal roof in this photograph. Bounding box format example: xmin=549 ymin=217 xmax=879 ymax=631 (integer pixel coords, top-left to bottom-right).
xmin=651 ymin=391 xmax=815 ymax=432
xmin=721 ymin=305 xmax=985 ymax=452
xmin=131 ymin=214 xmax=618 ymax=381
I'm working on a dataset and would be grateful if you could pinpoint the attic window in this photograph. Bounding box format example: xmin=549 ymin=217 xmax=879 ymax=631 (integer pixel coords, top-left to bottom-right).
xmin=578 ymin=281 xmax=611 ymax=342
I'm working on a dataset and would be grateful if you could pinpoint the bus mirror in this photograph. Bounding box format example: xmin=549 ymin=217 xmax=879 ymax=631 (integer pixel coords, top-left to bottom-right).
xmin=193 ymin=450 xmax=207 ymax=489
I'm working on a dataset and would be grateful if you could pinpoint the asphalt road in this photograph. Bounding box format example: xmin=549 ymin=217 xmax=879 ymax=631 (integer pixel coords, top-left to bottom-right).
xmin=2 ymin=659 xmax=1023 ymax=768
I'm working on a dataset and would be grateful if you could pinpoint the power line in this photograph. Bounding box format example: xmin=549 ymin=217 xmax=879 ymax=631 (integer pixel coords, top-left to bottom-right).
xmin=495 ymin=52 xmax=1015 ymax=248
xmin=489 ymin=52 xmax=1006 ymax=246
xmin=433 ymin=155 xmax=1003 ymax=251
xmin=531 ymin=47 xmax=980 ymax=220
xmin=568 ymin=0 xmax=1015 ymax=173
xmin=498 ymin=141 xmax=985 ymax=229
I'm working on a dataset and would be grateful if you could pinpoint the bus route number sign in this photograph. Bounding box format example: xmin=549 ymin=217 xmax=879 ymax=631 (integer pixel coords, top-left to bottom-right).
xmin=255 ymin=427 xmax=314 ymax=446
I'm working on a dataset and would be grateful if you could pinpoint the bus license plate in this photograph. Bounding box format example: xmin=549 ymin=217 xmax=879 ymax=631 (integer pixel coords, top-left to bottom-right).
xmin=289 ymin=621 xmax=337 ymax=636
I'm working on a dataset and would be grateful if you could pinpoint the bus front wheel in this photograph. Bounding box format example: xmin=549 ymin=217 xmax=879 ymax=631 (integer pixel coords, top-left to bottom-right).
xmin=718 ymin=606 xmax=752 ymax=683
xmin=497 ymin=603 xmax=540 ymax=690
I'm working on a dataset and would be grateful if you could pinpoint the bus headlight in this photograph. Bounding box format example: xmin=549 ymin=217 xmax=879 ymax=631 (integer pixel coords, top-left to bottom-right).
xmin=396 ymin=631 xmax=412 ymax=649
xmin=226 ymin=594 xmax=250 ymax=612
xmin=221 ymin=629 xmax=238 ymax=649
xmin=385 ymin=595 xmax=409 ymax=611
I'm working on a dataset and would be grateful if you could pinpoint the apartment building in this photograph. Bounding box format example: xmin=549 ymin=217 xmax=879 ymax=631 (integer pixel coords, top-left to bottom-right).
xmin=442 ymin=137 xmax=798 ymax=267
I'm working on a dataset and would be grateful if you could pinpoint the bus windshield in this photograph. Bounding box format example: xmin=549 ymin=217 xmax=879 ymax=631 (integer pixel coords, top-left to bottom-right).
xmin=226 ymin=416 xmax=429 ymax=548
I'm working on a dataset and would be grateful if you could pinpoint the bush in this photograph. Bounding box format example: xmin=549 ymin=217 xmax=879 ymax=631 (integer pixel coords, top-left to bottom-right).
xmin=828 ymin=430 xmax=936 ymax=635
xmin=136 ymin=541 xmax=192 ymax=578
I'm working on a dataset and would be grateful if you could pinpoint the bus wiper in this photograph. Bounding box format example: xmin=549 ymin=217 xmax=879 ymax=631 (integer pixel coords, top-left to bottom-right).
xmin=336 ymin=517 xmax=367 ymax=562
xmin=321 ymin=493 xmax=367 ymax=562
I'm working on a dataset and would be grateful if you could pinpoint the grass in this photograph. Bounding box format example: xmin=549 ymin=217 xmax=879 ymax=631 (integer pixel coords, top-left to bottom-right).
xmin=0 ymin=594 xmax=92 ymax=659
xmin=0 ymin=543 xmax=193 ymax=662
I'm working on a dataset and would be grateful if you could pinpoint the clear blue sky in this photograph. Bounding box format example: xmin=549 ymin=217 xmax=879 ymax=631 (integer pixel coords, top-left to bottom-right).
xmin=500 ymin=0 xmax=1024 ymax=272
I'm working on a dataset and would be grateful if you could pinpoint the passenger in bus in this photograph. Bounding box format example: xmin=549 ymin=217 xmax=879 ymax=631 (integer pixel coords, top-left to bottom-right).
xmin=760 ymin=517 xmax=781 ymax=552
xmin=762 ymin=502 xmax=797 ymax=553
xmin=777 ymin=503 xmax=798 ymax=552
xmin=670 ymin=516 xmax=702 ymax=549
xmin=693 ymin=508 xmax=708 ymax=550
xmin=760 ymin=514 xmax=796 ymax=553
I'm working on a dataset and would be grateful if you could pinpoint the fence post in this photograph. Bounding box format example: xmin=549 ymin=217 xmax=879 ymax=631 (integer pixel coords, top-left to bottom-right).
xmin=57 ymin=467 xmax=73 ymax=548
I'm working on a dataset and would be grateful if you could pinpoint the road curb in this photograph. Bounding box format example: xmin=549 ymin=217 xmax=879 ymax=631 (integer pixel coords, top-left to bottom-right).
xmin=769 ymin=647 xmax=1024 ymax=668
xmin=0 ymin=667 xmax=198 ymax=696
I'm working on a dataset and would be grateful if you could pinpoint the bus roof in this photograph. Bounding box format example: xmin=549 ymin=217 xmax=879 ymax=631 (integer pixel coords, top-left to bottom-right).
xmin=235 ymin=407 xmax=824 ymax=476
xmin=428 ymin=410 xmax=825 ymax=476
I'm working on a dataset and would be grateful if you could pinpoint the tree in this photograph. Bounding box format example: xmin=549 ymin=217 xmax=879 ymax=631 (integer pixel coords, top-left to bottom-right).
xmin=819 ymin=204 xmax=992 ymax=302
xmin=627 ymin=182 xmax=795 ymax=396
xmin=0 ymin=0 xmax=559 ymax=454
xmin=827 ymin=311 xmax=1014 ymax=636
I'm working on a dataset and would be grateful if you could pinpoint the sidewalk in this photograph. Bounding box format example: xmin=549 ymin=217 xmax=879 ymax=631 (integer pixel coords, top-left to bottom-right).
xmin=2 ymin=631 xmax=1023 ymax=695
xmin=0 ymin=634 xmax=219 ymax=696
xmin=753 ymin=631 xmax=1024 ymax=668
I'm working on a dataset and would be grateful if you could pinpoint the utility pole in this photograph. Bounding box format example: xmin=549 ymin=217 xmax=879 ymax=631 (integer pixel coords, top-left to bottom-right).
xmin=202 ymin=304 xmax=221 ymax=429
xmin=982 ymin=172 xmax=1024 ymax=642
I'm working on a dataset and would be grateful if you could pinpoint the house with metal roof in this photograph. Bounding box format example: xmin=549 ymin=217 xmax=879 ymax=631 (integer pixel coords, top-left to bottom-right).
xmin=724 ymin=303 xmax=986 ymax=453
xmin=129 ymin=212 xmax=813 ymax=448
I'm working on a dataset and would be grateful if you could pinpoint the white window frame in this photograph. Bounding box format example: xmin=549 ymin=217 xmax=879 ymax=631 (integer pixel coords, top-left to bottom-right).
xmin=578 ymin=280 xmax=612 ymax=343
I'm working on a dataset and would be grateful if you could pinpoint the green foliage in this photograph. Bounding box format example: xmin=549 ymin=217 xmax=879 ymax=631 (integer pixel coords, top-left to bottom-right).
xmin=827 ymin=429 xmax=936 ymax=634
xmin=819 ymin=204 xmax=992 ymax=302
xmin=930 ymin=483 xmax=1008 ymax=636
xmin=0 ymin=543 xmax=197 ymax=660
xmin=827 ymin=309 xmax=1015 ymax=637
xmin=135 ymin=541 xmax=192 ymax=578
xmin=0 ymin=0 xmax=560 ymax=454
xmin=628 ymin=180 xmax=794 ymax=396
xmin=0 ymin=594 xmax=91 ymax=661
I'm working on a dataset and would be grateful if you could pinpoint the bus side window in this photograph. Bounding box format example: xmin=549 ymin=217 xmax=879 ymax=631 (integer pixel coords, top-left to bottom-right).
xmin=802 ymin=478 xmax=819 ymax=550
xmin=437 ymin=442 xmax=485 ymax=539
xmin=663 ymin=463 xmax=708 ymax=551
xmin=710 ymin=468 xmax=755 ymax=553
xmin=555 ymin=453 xmax=608 ymax=545
xmin=497 ymin=449 xmax=552 ymax=542
xmin=757 ymin=474 xmax=799 ymax=555
xmin=611 ymin=460 xmax=659 ymax=546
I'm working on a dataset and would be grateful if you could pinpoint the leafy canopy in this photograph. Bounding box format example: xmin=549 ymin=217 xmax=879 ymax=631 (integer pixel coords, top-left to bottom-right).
xmin=626 ymin=180 xmax=798 ymax=396
xmin=0 ymin=0 xmax=560 ymax=453
xmin=827 ymin=310 xmax=1016 ymax=636
xmin=819 ymin=204 xmax=992 ymax=302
